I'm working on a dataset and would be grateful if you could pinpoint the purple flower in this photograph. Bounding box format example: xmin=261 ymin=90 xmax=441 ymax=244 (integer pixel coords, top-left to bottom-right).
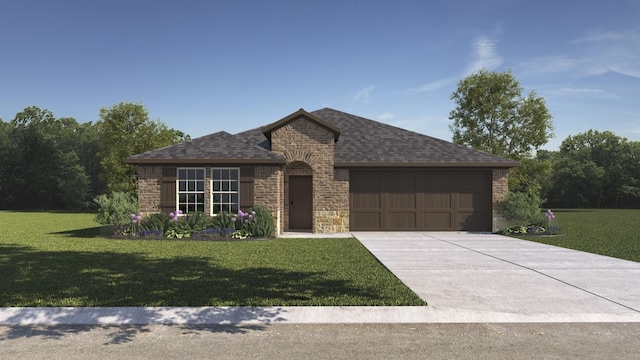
xmin=132 ymin=219 xmax=137 ymax=224
xmin=546 ymin=209 xmax=555 ymax=221
xmin=244 ymin=219 xmax=249 ymax=223
xmin=131 ymin=213 xmax=137 ymax=219
xmin=231 ymin=217 xmax=237 ymax=222
xmin=169 ymin=212 xmax=175 ymax=218
xmin=251 ymin=211 xmax=256 ymax=216
xmin=138 ymin=212 xmax=144 ymax=217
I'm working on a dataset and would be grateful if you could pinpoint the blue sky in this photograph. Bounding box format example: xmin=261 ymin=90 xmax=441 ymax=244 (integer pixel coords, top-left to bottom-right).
xmin=2 ymin=0 xmax=639 ymax=150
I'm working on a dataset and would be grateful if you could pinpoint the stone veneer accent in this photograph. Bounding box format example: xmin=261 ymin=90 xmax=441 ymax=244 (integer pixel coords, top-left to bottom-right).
xmin=271 ymin=117 xmax=350 ymax=233
xmin=491 ymin=168 xmax=510 ymax=232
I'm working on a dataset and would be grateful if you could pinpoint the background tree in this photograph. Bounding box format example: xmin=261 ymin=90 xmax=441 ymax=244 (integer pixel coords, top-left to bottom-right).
xmin=1 ymin=106 xmax=90 ymax=209
xmin=544 ymin=130 xmax=640 ymax=208
xmin=449 ymin=69 xmax=554 ymax=196
xmin=97 ymin=102 xmax=189 ymax=194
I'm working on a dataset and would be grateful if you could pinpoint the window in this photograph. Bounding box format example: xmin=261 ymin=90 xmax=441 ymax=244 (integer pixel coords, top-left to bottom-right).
xmin=177 ymin=168 xmax=205 ymax=213
xmin=211 ymin=168 xmax=239 ymax=213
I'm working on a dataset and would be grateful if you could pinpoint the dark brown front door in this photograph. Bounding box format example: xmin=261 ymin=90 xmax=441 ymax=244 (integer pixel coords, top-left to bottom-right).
xmin=289 ymin=176 xmax=313 ymax=230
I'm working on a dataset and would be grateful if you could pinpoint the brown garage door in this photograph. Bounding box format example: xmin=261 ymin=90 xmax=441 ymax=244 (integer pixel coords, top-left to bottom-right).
xmin=350 ymin=170 xmax=491 ymax=231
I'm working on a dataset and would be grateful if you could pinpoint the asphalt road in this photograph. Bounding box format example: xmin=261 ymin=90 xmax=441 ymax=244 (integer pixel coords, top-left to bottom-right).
xmin=2 ymin=323 xmax=639 ymax=359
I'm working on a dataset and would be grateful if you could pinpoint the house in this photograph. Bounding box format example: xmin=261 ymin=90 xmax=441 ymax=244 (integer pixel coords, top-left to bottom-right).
xmin=127 ymin=108 xmax=518 ymax=235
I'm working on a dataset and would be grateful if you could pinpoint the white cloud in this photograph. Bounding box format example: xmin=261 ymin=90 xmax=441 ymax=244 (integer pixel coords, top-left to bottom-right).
xmin=377 ymin=111 xmax=395 ymax=121
xmin=465 ymin=35 xmax=503 ymax=74
xmin=412 ymin=34 xmax=503 ymax=94
xmin=354 ymin=85 xmax=375 ymax=104
xmin=544 ymin=87 xmax=614 ymax=99
xmin=520 ymin=29 xmax=640 ymax=79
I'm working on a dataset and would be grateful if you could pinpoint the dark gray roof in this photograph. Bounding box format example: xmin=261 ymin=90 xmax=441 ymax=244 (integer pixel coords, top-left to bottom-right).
xmin=128 ymin=108 xmax=518 ymax=167
xmin=310 ymin=108 xmax=519 ymax=167
xmin=126 ymin=131 xmax=285 ymax=164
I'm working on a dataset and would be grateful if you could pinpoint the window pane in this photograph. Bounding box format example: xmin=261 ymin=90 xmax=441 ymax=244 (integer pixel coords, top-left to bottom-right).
xmin=187 ymin=204 xmax=195 ymax=213
xmin=196 ymin=169 xmax=204 ymax=180
xmin=213 ymin=204 xmax=221 ymax=213
xmin=179 ymin=169 xmax=186 ymax=179
xmin=188 ymin=169 xmax=195 ymax=179
xmin=222 ymin=194 xmax=230 ymax=203
xmin=179 ymin=194 xmax=187 ymax=203
xmin=187 ymin=181 xmax=194 ymax=191
xmin=188 ymin=194 xmax=195 ymax=203
xmin=222 ymin=181 xmax=229 ymax=191
xmin=230 ymin=181 xmax=238 ymax=191
xmin=179 ymin=181 xmax=186 ymax=192
xmin=231 ymin=169 xmax=239 ymax=180
xmin=196 ymin=204 xmax=204 ymax=212
xmin=231 ymin=193 xmax=238 ymax=205
xmin=222 ymin=204 xmax=230 ymax=212
xmin=179 ymin=204 xmax=187 ymax=213
xmin=213 ymin=169 xmax=221 ymax=180
xmin=222 ymin=169 xmax=229 ymax=180
xmin=196 ymin=193 xmax=204 ymax=203
xmin=231 ymin=203 xmax=239 ymax=213
xmin=212 ymin=194 xmax=219 ymax=203
xmin=196 ymin=181 xmax=204 ymax=191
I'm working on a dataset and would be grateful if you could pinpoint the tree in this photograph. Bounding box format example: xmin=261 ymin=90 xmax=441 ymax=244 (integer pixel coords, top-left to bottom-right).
xmin=449 ymin=69 xmax=554 ymax=196
xmin=1 ymin=106 xmax=90 ymax=209
xmin=449 ymin=69 xmax=554 ymax=160
xmin=97 ymin=102 xmax=189 ymax=194
xmin=545 ymin=130 xmax=640 ymax=208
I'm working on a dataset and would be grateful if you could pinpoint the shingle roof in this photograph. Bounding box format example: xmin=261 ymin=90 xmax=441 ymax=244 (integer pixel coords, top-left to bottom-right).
xmin=128 ymin=108 xmax=519 ymax=167
xmin=310 ymin=108 xmax=519 ymax=167
xmin=126 ymin=131 xmax=285 ymax=164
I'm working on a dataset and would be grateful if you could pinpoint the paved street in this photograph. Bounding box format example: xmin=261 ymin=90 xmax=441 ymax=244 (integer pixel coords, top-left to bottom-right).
xmin=2 ymin=323 xmax=640 ymax=359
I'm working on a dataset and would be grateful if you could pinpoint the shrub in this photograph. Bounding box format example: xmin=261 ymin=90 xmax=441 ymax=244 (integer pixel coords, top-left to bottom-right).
xmin=165 ymin=212 xmax=213 ymax=239
xmin=211 ymin=211 xmax=236 ymax=231
xmin=244 ymin=206 xmax=275 ymax=237
xmin=498 ymin=192 xmax=545 ymax=227
xmin=139 ymin=213 xmax=171 ymax=233
xmin=94 ymin=192 xmax=138 ymax=235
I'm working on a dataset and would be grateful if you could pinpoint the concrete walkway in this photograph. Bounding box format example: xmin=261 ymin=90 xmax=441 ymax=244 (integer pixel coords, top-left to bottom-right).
xmin=2 ymin=232 xmax=639 ymax=325
xmin=353 ymin=232 xmax=640 ymax=322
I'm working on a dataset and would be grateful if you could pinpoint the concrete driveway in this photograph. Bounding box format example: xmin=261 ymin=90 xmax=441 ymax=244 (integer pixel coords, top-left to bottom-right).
xmin=353 ymin=232 xmax=640 ymax=322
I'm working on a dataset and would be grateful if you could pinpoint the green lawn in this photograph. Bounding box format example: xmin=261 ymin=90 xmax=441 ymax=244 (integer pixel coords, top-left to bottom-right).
xmin=515 ymin=209 xmax=640 ymax=262
xmin=0 ymin=211 xmax=425 ymax=307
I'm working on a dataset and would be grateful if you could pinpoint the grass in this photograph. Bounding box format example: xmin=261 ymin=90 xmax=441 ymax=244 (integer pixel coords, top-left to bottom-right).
xmin=0 ymin=211 xmax=426 ymax=307
xmin=514 ymin=209 xmax=640 ymax=262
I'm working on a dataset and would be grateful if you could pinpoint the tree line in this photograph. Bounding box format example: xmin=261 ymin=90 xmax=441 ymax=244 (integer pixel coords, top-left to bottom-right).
xmin=450 ymin=69 xmax=639 ymax=209
xmin=0 ymin=102 xmax=188 ymax=210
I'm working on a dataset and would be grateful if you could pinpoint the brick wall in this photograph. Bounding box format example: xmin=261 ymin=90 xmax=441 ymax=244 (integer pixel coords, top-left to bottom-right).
xmin=137 ymin=166 xmax=162 ymax=213
xmin=270 ymin=116 xmax=350 ymax=233
xmin=254 ymin=165 xmax=283 ymax=234
xmin=491 ymin=168 xmax=510 ymax=232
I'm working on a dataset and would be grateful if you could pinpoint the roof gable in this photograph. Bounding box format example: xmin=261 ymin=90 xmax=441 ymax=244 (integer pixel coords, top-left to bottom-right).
xmin=261 ymin=108 xmax=340 ymax=142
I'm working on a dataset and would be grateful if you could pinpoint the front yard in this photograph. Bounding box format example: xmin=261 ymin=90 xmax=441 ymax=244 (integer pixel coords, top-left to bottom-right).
xmin=0 ymin=211 xmax=425 ymax=307
xmin=514 ymin=209 xmax=640 ymax=263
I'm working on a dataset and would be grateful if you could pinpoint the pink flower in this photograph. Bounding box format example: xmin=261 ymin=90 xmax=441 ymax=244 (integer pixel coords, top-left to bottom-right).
xmin=231 ymin=217 xmax=237 ymax=222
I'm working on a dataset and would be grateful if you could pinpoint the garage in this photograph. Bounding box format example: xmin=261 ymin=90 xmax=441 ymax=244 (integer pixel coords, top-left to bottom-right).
xmin=349 ymin=170 xmax=492 ymax=231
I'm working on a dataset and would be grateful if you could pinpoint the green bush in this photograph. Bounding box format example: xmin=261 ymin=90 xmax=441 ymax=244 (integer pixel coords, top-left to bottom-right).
xmin=139 ymin=213 xmax=171 ymax=233
xmin=165 ymin=212 xmax=213 ymax=239
xmin=244 ymin=206 xmax=275 ymax=237
xmin=498 ymin=192 xmax=545 ymax=227
xmin=93 ymin=192 xmax=138 ymax=235
xmin=211 ymin=211 xmax=236 ymax=232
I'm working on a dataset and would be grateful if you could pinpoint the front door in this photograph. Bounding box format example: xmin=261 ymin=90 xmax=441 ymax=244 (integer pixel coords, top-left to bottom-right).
xmin=289 ymin=176 xmax=313 ymax=230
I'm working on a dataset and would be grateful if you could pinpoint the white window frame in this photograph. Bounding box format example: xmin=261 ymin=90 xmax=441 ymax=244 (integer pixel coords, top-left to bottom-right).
xmin=210 ymin=167 xmax=240 ymax=214
xmin=176 ymin=167 xmax=206 ymax=214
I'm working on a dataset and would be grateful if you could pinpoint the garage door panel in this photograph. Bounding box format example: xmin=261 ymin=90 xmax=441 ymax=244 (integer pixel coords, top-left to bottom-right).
xmin=422 ymin=212 xmax=453 ymax=229
xmin=351 ymin=193 xmax=381 ymax=209
xmin=387 ymin=211 xmax=416 ymax=229
xmin=423 ymin=192 xmax=451 ymax=209
xmin=351 ymin=211 xmax=382 ymax=230
xmin=387 ymin=193 xmax=416 ymax=209
xmin=458 ymin=211 xmax=489 ymax=230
